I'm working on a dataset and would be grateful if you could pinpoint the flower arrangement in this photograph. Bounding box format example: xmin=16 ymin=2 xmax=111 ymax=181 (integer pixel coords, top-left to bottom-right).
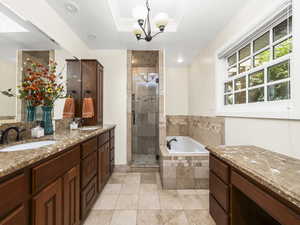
xmin=1 ymin=58 xmax=66 ymax=107
xmin=22 ymin=59 xmax=65 ymax=106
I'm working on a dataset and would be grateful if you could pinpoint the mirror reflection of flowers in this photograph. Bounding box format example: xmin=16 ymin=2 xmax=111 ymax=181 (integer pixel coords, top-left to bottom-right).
xmin=1 ymin=58 xmax=66 ymax=106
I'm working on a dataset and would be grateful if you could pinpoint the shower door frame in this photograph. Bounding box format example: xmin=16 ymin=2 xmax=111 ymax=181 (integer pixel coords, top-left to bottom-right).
xmin=126 ymin=50 xmax=166 ymax=165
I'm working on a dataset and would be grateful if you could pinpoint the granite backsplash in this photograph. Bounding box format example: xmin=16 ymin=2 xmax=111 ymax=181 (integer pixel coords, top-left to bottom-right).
xmin=0 ymin=119 xmax=72 ymax=143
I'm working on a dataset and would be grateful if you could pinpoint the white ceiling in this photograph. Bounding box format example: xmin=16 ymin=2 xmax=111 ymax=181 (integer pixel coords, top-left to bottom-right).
xmin=0 ymin=3 xmax=60 ymax=62
xmin=45 ymin=0 xmax=249 ymax=67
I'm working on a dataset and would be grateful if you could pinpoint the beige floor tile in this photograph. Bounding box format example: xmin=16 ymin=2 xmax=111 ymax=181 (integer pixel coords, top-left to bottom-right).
xmin=195 ymin=189 xmax=210 ymax=195
xmin=141 ymin=173 xmax=157 ymax=184
xmin=179 ymin=194 xmax=209 ymax=209
xmin=124 ymin=173 xmax=141 ymax=184
xmin=116 ymin=194 xmax=139 ymax=210
xmin=109 ymin=173 xmax=126 ymax=184
xmin=140 ymin=184 xmax=158 ymax=194
xmin=138 ymin=193 xmax=160 ymax=209
xmin=102 ymin=184 xmax=122 ymax=195
xmin=185 ymin=210 xmax=216 ymax=225
xmin=121 ymin=183 xmax=140 ymax=194
xmin=93 ymin=194 xmax=119 ymax=210
xmin=110 ymin=210 xmax=137 ymax=225
xmin=160 ymin=210 xmax=189 ymax=225
xmin=177 ymin=190 xmax=198 ymax=195
xmin=159 ymin=193 xmax=183 ymax=210
xmin=159 ymin=190 xmax=178 ymax=197
xmin=84 ymin=210 xmax=113 ymax=225
xmin=137 ymin=210 xmax=162 ymax=225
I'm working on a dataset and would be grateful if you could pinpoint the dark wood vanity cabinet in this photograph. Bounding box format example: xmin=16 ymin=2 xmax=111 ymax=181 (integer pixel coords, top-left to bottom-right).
xmin=109 ymin=128 xmax=115 ymax=174
xmin=66 ymin=59 xmax=104 ymax=126
xmin=97 ymin=131 xmax=111 ymax=192
xmin=0 ymin=128 xmax=115 ymax=225
xmin=209 ymin=154 xmax=300 ymax=225
xmin=0 ymin=173 xmax=30 ymax=225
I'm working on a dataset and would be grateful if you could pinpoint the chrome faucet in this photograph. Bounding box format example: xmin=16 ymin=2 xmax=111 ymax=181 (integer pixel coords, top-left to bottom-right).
xmin=0 ymin=127 xmax=26 ymax=145
xmin=167 ymin=137 xmax=177 ymax=150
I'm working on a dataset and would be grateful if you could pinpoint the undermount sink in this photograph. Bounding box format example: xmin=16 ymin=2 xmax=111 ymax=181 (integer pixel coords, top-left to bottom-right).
xmin=0 ymin=141 xmax=57 ymax=152
xmin=79 ymin=126 xmax=101 ymax=131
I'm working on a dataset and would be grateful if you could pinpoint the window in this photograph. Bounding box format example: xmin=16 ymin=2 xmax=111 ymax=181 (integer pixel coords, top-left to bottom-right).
xmin=223 ymin=16 xmax=292 ymax=105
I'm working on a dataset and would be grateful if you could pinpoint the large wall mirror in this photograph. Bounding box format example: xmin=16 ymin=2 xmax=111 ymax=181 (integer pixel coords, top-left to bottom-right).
xmin=0 ymin=3 xmax=75 ymax=123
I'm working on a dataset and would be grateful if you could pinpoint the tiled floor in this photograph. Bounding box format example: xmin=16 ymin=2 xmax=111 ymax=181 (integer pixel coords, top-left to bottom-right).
xmin=84 ymin=172 xmax=215 ymax=225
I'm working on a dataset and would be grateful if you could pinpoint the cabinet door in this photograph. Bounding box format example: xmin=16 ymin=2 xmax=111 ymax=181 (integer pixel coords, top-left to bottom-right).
xmin=98 ymin=149 xmax=103 ymax=192
xmin=63 ymin=166 xmax=80 ymax=225
xmin=0 ymin=205 xmax=26 ymax=225
xmin=100 ymin=146 xmax=106 ymax=186
xmin=100 ymin=144 xmax=110 ymax=185
xmin=106 ymin=143 xmax=111 ymax=178
xmin=33 ymin=178 xmax=62 ymax=225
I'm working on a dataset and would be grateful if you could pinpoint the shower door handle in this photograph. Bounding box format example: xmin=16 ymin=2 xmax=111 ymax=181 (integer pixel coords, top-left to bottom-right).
xmin=132 ymin=111 xmax=136 ymax=125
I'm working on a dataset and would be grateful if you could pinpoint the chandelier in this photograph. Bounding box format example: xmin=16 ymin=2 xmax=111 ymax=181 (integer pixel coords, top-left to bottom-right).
xmin=132 ymin=0 xmax=169 ymax=42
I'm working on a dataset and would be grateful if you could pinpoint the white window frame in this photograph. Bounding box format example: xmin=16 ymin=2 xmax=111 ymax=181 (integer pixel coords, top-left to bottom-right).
xmin=215 ymin=0 xmax=300 ymax=119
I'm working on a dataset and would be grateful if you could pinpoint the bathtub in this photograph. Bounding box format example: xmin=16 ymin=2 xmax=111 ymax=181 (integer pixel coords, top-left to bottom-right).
xmin=166 ymin=136 xmax=208 ymax=154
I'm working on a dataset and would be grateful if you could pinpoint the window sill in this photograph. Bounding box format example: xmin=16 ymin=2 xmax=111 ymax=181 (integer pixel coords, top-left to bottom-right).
xmin=216 ymin=100 xmax=300 ymax=120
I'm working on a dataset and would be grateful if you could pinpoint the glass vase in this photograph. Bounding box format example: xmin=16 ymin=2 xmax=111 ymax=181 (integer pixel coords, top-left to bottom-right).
xmin=27 ymin=106 xmax=36 ymax=122
xmin=42 ymin=106 xmax=54 ymax=135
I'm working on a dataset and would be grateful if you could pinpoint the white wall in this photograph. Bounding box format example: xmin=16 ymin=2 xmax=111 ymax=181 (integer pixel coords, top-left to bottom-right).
xmin=93 ymin=50 xmax=128 ymax=165
xmin=0 ymin=58 xmax=16 ymax=117
xmin=54 ymin=49 xmax=74 ymax=120
xmin=166 ymin=67 xmax=189 ymax=115
xmin=188 ymin=0 xmax=300 ymax=159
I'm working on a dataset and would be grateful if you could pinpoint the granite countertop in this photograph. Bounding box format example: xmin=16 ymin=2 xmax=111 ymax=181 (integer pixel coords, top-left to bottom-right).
xmin=206 ymin=145 xmax=300 ymax=209
xmin=0 ymin=124 xmax=116 ymax=179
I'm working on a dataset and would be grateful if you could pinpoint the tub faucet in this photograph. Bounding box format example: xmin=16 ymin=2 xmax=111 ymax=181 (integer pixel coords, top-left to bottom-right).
xmin=167 ymin=137 xmax=177 ymax=150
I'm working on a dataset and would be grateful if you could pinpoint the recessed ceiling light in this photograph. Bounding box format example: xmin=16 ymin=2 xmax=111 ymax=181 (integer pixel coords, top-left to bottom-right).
xmin=177 ymin=58 xmax=183 ymax=63
xmin=64 ymin=1 xmax=79 ymax=14
xmin=87 ymin=34 xmax=97 ymax=40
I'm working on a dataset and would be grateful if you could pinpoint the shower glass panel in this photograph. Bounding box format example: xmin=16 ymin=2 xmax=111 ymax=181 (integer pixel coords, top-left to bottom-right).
xmin=132 ymin=72 xmax=159 ymax=165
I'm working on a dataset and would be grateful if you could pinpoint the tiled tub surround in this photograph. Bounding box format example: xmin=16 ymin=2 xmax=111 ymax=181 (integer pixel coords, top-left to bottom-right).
xmin=160 ymin=146 xmax=209 ymax=190
xmin=207 ymin=145 xmax=300 ymax=210
xmin=166 ymin=116 xmax=225 ymax=146
xmin=0 ymin=124 xmax=115 ymax=178
xmin=160 ymin=116 xmax=224 ymax=189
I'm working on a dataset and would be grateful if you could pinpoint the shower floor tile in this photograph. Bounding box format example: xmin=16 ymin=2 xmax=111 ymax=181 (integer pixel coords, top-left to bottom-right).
xmin=132 ymin=154 xmax=158 ymax=166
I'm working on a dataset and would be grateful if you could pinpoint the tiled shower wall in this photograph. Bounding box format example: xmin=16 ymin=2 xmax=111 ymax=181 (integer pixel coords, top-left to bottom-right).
xmin=166 ymin=115 xmax=225 ymax=146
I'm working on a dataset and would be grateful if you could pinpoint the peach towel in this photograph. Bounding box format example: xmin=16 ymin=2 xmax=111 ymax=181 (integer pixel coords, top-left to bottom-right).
xmin=82 ymin=97 xmax=95 ymax=118
xmin=63 ymin=97 xmax=75 ymax=118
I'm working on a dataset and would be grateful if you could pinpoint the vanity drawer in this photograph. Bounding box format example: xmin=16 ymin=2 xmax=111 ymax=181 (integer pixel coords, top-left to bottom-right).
xmin=231 ymin=170 xmax=300 ymax=225
xmin=98 ymin=132 xmax=109 ymax=147
xmin=81 ymin=137 xmax=97 ymax=158
xmin=0 ymin=205 xmax=26 ymax=225
xmin=210 ymin=172 xmax=230 ymax=212
xmin=210 ymin=155 xmax=229 ymax=184
xmin=81 ymin=151 xmax=98 ymax=188
xmin=81 ymin=176 xmax=98 ymax=220
xmin=209 ymin=194 xmax=229 ymax=225
xmin=32 ymin=146 xmax=80 ymax=193
xmin=0 ymin=173 xmax=29 ymax=219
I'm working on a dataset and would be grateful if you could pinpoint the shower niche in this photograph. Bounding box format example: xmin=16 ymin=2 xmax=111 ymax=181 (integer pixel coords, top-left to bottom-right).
xmin=131 ymin=51 xmax=159 ymax=166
